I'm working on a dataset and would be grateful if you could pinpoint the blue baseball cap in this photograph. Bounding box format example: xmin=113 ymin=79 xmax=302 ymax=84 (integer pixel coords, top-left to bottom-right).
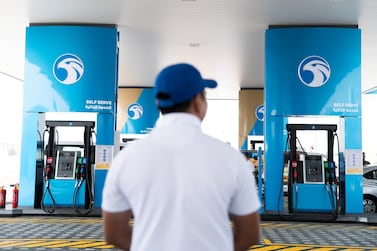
xmin=154 ymin=63 xmax=217 ymax=107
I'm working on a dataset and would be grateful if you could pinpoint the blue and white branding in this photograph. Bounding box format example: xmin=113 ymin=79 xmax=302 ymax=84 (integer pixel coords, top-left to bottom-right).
xmin=53 ymin=53 xmax=84 ymax=85
xmin=127 ymin=103 xmax=143 ymax=120
xmin=255 ymin=104 xmax=264 ymax=121
xmin=298 ymin=55 xmax=331 ymax=87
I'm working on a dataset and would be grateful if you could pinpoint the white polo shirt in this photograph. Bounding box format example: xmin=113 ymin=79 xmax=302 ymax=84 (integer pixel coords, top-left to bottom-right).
xmin=102 ymin=113 xmax=260 ymax=251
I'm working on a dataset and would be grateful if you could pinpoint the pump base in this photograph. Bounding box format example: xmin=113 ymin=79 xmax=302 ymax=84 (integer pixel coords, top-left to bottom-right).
xmin=0 ymin=206 xmax=101 ymax=217
xmin=262 ymin=211 xmax=337 ymax=222
xmin=0 ymin=208 xmax=23 ymax=217
xmin=261 ymin=211 xmax=377 ymax=224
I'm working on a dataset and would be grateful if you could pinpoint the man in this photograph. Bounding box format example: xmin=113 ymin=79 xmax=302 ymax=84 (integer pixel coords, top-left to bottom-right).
xmin=102 ymin=63 xmax=261 ymax=251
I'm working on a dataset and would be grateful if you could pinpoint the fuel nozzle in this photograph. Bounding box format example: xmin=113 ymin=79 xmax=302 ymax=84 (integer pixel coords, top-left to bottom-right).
xmin=45 ymin=156 xmax=54 ymax=179
xmin=329 ymin=161 xmax=335 ymax=184
xmin=324 ymin=161 xmax=336 ymax=185
xmin=292 ymin=160 xmax=298 ymax=183
xmin=80 ymin=167 xmax=85 ymax=179
xmin=44 ymin=164 xmax=52 ymax=188
xmin=80 ymin=157 xmax=87 ymax=179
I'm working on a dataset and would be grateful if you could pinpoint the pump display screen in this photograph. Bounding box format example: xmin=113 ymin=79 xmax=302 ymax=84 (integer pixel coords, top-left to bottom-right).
xmin=55 ymin=151 xmax=77 ymax=179
xmin=304 ymin=155 xmax=324 ymax=183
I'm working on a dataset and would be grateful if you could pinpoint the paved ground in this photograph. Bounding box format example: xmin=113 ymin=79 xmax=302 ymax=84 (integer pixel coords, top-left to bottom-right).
xmin=0 ymin=216 xmax=376 ymax=250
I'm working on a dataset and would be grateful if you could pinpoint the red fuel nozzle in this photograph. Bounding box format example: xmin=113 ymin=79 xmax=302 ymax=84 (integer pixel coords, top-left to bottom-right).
xmin=292 ymin=161 xmax=297 ymax=182
xmin=46 ymin=165 xmax=51 ymax=176
xmin=292 ymin=161 xmax=297 ymax=168
xmin=47 ymin=157 xmax=53 ymax=165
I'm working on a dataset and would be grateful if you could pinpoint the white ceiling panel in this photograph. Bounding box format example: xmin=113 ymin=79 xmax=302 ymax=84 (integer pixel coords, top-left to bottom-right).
xmin=1 ymin=0 xmax=377 ymax=99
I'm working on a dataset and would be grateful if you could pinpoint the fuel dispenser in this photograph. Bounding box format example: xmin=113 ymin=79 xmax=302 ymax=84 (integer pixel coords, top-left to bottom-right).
xmin=284 ymin=124 xmax=338 ymax=220
xmin=40 ymin=120 xmax=95 ymax=215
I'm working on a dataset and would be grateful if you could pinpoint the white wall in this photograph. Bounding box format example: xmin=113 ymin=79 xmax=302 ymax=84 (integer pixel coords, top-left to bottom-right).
xmin=362 ymin=94 xmax=377 ymax=164
xmin=0 ymin=73 xmax=23 ymax=187
xmin=202 ymin=99 xmax=239 ymax=149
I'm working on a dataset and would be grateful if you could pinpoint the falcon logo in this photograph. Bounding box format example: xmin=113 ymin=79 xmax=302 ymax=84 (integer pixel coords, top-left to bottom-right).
xmin=53 ymin=54 xmax=84 ymax=85
xmin=255 ymin=105 xmax=264 ymax=121
xmin=128 ymin=103 xmax=143 ymax=120
xmin=298 ymin=55 xmax=331 ymax=87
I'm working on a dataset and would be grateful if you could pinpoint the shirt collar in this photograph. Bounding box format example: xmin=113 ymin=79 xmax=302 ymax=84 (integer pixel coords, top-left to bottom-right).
xmin=155 ymin=113 xmax=202 ymax=129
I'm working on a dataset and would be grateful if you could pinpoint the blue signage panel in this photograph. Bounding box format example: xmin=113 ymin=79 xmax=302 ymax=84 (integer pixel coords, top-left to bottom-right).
xmin=119 ymin=88 xmax=159 ymax=134
xmin=239 ymin=89 xmax=264 ymax=150
xmin=240 ymin=106 xmax=264 ymax=150
xmin=24 ymin=25 xmax=118 ymax=113
xmin=250 ymin=104 xmax=264 ymax=136
xmin=265 ymin=27 xmax=361 ymax=117
xmin=264 ymin=27 xmax=362 ymax=213
xmin=19 ymin=25 xmax=118 ymax=208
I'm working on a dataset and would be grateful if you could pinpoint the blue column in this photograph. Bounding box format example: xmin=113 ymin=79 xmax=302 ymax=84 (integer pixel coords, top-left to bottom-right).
xmin=21 ymin=25 xmax=118 ymax=210
xmin=19 ymin=113 xmax=39 ymax=207
xmin=264 ymin=27 xmax=361 ymax=215
xmin=264 ymin=115 xmax=285 ymax=212
xmin=344 ymin=117 xmax=363 ymax=214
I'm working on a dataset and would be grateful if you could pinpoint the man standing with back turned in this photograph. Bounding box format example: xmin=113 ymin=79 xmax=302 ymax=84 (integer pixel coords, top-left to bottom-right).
xmin=102 ymin=63 xmax=261 ymax=251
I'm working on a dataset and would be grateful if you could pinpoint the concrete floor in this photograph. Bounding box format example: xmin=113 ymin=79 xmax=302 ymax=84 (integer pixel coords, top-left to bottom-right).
xmin=0 ymin=215 xmax=376 ymax=250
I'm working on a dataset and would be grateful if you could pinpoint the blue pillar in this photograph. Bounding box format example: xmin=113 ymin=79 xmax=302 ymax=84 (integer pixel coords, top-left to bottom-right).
xmin=19 ymin=113 xmax=40 ymax=207
xmin=264 ymin=27 xmax=361 ymax=215
xmin=264 ymin=115 xmax=285 ymax=212
xmin=20 ymin=25 xmax=118 ymax=210
xmin=344 ymin=117 xmax=363 ymax=214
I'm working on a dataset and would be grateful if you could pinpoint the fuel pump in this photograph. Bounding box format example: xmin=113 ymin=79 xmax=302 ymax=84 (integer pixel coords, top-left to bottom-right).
xmin=40 ymin=120 xmax=95 ymax=215
xmin=284 ymin=124 xmax=339 ymax=220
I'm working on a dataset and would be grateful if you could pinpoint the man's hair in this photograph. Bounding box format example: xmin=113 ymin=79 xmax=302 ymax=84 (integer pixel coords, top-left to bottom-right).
xmin=158 ymin=100 xmax=191 ymax=114
xmin=158 ymin=92 xmax=205 ymax=114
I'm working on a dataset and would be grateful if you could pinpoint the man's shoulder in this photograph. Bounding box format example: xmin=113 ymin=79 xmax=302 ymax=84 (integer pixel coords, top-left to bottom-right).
xmin=201 ymin=134 xmax=244 ymax=158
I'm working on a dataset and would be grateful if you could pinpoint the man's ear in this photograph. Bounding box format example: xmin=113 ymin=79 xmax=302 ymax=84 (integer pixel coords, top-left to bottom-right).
xmin=191 ymin=94 xmax=202 ymax=114
xmin=191 ymin=93 xmax=207 ymax=121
